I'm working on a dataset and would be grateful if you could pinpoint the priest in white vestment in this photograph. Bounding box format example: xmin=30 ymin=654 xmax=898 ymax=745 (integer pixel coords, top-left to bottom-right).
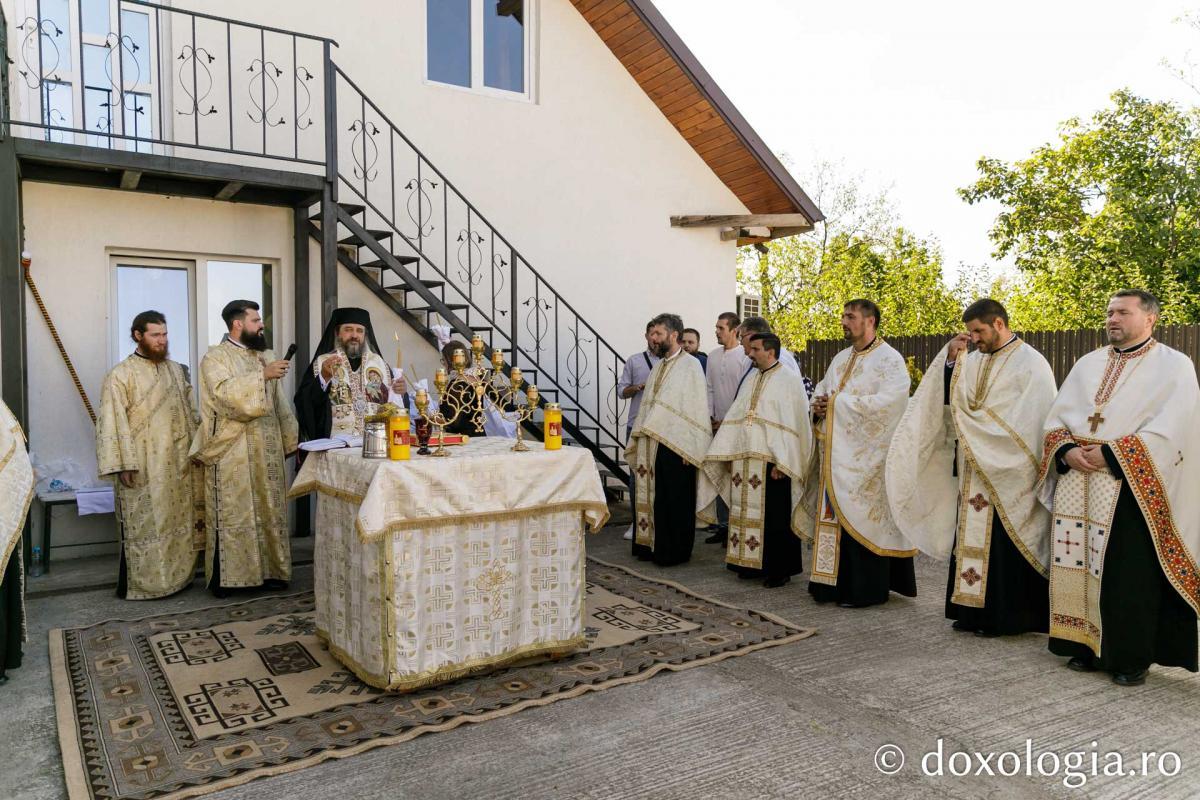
xmin=887 ymin=299 xmax=1055 ymax=636
xmin=800 ymin=299 xmax=918 ymax=607
xmin=700 ymin=333 xmax=812 ymax=587
xmin=1038 ymin=290 xmax=1200 ymax=686
xmin=627 ymin=313 xmax=712 ymax=566
xmin=96 ymin=311 xmax=204 ymax=599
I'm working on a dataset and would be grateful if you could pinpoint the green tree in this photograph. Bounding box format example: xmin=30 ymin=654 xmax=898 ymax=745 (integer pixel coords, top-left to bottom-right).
xmin=960 ymin=90 xmax=1200 ymax=326
xmin=737 ymin=163 xmax=965 ymax=350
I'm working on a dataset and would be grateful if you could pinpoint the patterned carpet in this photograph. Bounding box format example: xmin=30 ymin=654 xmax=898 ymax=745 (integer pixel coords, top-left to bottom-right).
xmin=51 ymin=557 xmax=815 ymax=800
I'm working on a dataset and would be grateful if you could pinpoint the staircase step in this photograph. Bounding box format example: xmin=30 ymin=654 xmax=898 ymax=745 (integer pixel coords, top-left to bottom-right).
xmin=360 ymin=255 xmax=420 ymax=269
xmin=408 ymin=304 xmax=470 ymax=314
xmin=309 ymin=203 xmax=365 ymax=221
xmin=360 ymin=266 xmax=383 ymax=283
xmin=339 ymin=229 xmax=393 ymax=247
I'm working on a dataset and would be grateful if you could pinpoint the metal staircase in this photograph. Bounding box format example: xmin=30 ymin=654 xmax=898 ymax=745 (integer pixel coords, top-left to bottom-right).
xmin=315 ymin=69 xmax=634 ymax=492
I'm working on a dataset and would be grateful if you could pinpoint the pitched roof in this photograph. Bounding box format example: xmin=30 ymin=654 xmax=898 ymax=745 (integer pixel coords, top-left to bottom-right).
xmin=570 ymin=0 xmax=823 ymax=223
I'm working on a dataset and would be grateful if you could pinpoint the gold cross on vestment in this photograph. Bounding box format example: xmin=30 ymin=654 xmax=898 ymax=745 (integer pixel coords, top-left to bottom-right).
xmin=1087 ymin=411 xmax=1105 ymax=434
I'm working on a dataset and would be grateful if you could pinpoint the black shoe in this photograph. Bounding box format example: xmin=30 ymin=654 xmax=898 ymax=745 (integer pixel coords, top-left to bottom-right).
xmin=837 ymin=602 xmax=865 ymax=609
xmin=703 ymin=524 xmax=719 ymax=533
xmin=736 ymin=571 xmax=758 ymax=580
xmin=263 ymin=579 xmax=289 ymax=591
xmin=951 ymin=620 xmax=975 ymax=633
xmin=974 ymin=629 xmax=1000 ymax=638
xmin=1067 ymin=656 xmax=1098 ymax=672
xmin=763 ymin=576 xmax=791 ymax=588
xmin=705 ymin=531 xmax=726 ymax=544
xmin=211 ymin=585 xmax=232 ymax=599
xmin=1113 ymin=669 xmax=1148 ymax=686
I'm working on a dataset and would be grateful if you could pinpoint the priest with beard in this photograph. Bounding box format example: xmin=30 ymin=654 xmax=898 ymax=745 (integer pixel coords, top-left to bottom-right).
xmin=627 ymin=313 xmax=712 ymax=566
xmin=190 ymin=300 xmax=299 ymax=598
xmin=1039 ymin=290 xmax=1200 ymax=686
xmin=699 ymin=333 xmax=812 ymax=587
xmin=801 ymin=299 xmax=918 ymax=607
xmin=295 ymin=307 xmax=408 ymax=441
xmin=887 ymin=299 xmax=1055 ymax=636
xmin=96 ymin=310 xmax=204 ymax=599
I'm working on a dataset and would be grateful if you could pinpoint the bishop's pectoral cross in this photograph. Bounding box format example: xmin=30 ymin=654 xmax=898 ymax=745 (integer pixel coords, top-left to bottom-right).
xmin=1087 ymin=411 xmax=1105 ymax=434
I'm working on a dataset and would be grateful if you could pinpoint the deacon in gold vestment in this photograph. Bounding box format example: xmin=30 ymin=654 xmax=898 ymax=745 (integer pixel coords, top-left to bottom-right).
xmin=0 ymin=399 xmax=34 ymax=682
xmin=190 ymin=300 xmax=299 ymax=597
xmin=96 ymin=311 xmax=204 ymax=599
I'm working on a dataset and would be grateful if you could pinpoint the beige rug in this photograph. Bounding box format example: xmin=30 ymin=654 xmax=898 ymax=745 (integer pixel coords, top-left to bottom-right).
xmin=51 ymin=557 xmax=815 ymax=799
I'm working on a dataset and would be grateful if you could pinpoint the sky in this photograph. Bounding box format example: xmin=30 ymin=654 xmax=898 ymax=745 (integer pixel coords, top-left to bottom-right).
xmin=654 ymin=0 xmax=1198 ymax=281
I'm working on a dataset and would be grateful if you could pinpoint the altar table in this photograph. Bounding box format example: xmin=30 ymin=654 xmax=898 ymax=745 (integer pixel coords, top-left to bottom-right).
xmin=289 ymin=437 xmax=609 ymax=691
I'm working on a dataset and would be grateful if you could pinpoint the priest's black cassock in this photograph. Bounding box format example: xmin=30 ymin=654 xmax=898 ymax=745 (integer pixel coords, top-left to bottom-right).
xmin=631 ymin=445 xmax=698 ymax=566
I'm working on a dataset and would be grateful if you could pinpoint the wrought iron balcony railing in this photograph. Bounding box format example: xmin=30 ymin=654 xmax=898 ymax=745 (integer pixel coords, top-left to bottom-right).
xmin=4 ymin=0 xmax=330 ymax=168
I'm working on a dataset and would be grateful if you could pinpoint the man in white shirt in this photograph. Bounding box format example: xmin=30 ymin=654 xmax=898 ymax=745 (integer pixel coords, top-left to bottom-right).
xmin=617 ymin=321 xmax=661 ymax=539
xmin=703 ymin=312 xmax=750 ymax=543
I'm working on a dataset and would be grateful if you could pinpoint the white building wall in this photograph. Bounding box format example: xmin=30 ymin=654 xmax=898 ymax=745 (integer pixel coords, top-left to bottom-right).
xmin=189 ymin=0 xmax=746 ymax=357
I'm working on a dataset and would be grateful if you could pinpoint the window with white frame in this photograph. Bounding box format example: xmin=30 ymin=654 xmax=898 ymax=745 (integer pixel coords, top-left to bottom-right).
xmin=426 ymin=0 xmax=534 ymax=98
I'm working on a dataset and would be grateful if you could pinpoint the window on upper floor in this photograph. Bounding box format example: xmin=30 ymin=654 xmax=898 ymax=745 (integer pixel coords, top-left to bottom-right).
xmin=426 ymin=0 xmax=534 ymax=100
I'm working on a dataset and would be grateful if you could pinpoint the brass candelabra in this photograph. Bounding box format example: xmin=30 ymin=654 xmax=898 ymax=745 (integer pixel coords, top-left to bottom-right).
xmin=413 ymin=334 xmax=541 ymax=456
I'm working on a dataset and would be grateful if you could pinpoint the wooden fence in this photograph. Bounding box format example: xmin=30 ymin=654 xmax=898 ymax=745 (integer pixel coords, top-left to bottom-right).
xmin=794 ymin=325 xmax=1200 ymax=387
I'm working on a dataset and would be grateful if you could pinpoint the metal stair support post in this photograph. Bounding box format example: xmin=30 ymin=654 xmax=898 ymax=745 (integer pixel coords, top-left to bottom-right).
xmin=319 ymin=40 xmax=339 ymax=324
xmin=0 ymin=4 xmax=28 ymax=431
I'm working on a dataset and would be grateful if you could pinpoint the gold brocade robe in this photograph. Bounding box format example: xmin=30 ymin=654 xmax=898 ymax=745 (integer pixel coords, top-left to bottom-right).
xmin=96 ymin=355 xmax=204 ymax=599
xmin=1 ymin=401 xmax=34 ymax=643
xmin=190 ymin=341 xmax=299 ymax=588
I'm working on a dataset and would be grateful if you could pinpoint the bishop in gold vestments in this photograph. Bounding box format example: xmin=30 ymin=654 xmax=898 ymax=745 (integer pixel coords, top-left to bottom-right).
xmin=190 ymin=335 xmax=299 ymax=593
xmin=97 ymin=350 xmax=204 ymax=599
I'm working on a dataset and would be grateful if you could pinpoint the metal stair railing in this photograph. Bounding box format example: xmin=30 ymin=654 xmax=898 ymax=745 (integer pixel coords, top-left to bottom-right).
xmin=327 ymin=65 xmax=631 ymax=483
